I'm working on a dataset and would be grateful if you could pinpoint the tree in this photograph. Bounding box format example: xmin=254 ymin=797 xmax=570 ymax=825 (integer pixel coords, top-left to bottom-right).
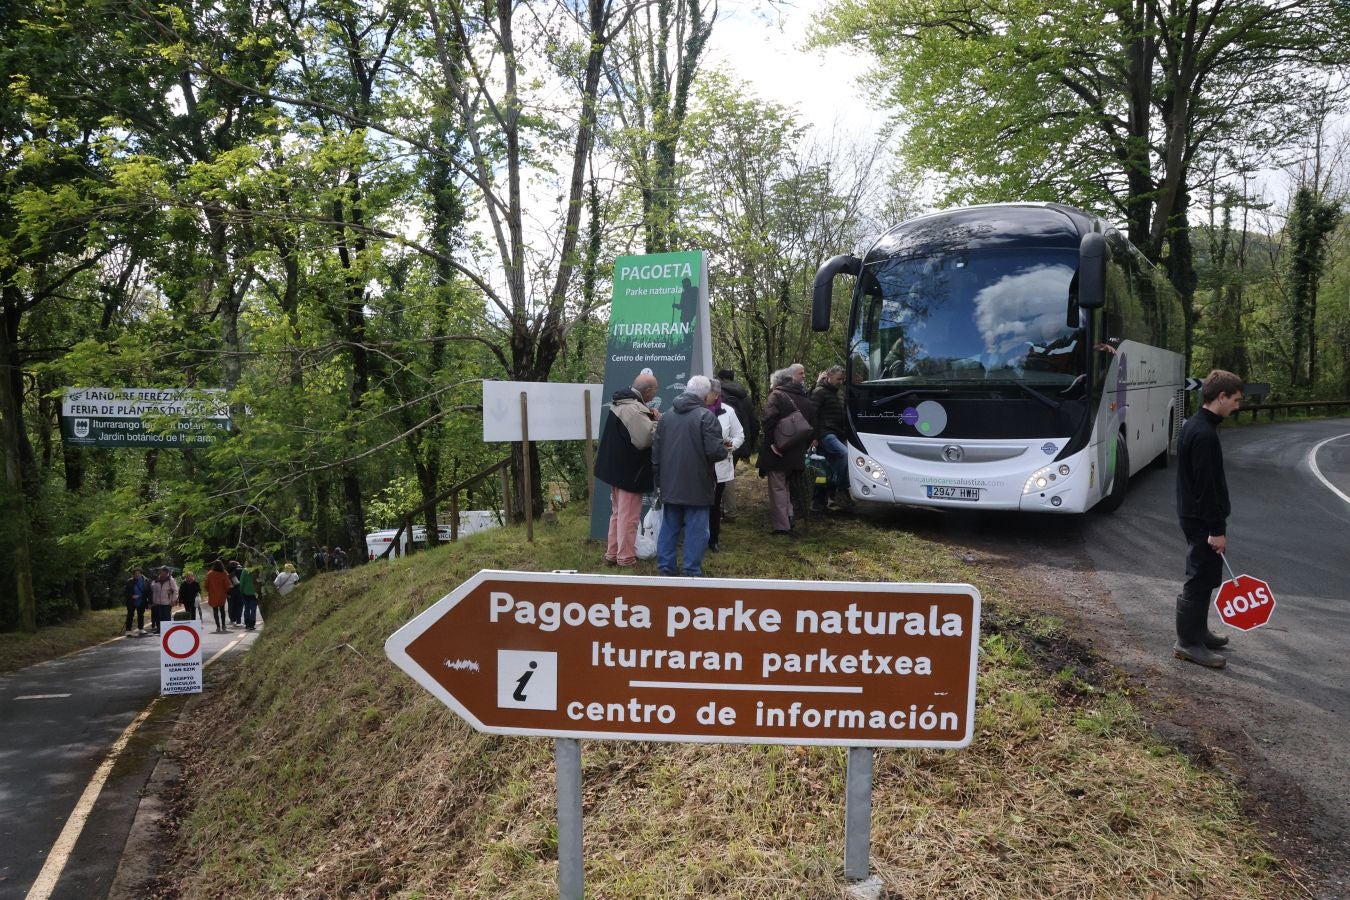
xmin=1284 ymin=185 xmax=1342 ymax=389
xmin=679 ymin=76 xmax=894 ymax=403
xmin=812 ymin=0 xmax=1350 ymax=367
xmin=607 ymin=0 xmax=719 ymax=253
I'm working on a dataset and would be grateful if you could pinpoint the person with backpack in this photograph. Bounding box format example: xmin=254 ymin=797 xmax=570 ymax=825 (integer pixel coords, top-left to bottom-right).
xmin=237 ymin=562 xmax=261 ymax=631
xmin=123 ymin=567 xmax=150 ymax=637
xmin=759 ymin=365 xmax=817 ymax=536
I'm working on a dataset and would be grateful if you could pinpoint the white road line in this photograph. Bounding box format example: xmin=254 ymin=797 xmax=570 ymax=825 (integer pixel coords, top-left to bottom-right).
xmin=629 ymin=681 xmax=863 ymax=693
xmin=14 ymin=694 xmax=72 ymax=700
xmin=1307 ymin=433 xmax=1350 ymax=505
xmin=23 ymin=699 xmax=160 ymax=900
xmin=23 ymin=631 xmax=247 ymax=900
xmin=206 ymin=635 xmax=244 ymax=666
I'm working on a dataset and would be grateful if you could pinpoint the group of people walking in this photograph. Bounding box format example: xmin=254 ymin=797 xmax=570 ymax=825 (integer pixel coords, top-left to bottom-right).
xmin=594 ymin=362 xmax=854 ymax=577
xmin=123 ymin=557 xmax=299 ymax=637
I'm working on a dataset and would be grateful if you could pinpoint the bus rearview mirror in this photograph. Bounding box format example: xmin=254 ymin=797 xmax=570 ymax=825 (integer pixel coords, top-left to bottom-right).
xmin=1078 ymin=233 xmax=1106 ymax=310
xmin=812 ymin=255 xmax=862 ymax=331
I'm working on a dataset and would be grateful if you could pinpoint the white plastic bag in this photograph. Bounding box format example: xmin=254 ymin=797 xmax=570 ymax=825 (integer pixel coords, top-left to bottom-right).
xmin=635 ymin=503 xmax=662 ymax=560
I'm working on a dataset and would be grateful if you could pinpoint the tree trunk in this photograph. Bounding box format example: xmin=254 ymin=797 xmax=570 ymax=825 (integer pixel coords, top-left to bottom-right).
xmin=0 ymin=298 xmax=37 ymax=632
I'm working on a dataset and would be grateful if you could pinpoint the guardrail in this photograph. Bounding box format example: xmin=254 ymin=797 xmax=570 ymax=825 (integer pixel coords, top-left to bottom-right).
xmin=1238 ymin=399 xmax=1350 ymax=423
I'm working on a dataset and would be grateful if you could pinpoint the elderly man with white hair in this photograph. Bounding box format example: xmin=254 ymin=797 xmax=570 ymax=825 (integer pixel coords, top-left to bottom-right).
xmin=651 ymin=374 xmax=728 ymax=576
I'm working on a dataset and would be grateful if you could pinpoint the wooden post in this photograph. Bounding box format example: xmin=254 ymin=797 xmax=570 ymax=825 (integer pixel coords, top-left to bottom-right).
xmin=450 ymin=491 xmax=460 ymax=542
xmin=521 ymin=391 xmax=534 ymax=543
xmin=583 ymin=389 xmax=595 ymax=521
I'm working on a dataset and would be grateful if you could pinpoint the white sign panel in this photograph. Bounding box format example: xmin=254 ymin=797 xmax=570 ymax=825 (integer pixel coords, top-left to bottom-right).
xmin=160 ymin=621 xmax=204 ymax=695
xmin=482 ymin=381 xmax=604 ymax=442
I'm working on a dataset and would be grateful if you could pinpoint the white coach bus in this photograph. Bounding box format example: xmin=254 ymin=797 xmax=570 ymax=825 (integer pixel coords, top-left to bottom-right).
xmin=811 ymin=203 xmax=1185 ymax=513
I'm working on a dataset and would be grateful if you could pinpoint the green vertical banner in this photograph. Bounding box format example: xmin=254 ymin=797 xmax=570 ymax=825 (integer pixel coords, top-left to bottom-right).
xmin=590 ymin=251 xmax=710 ymax=540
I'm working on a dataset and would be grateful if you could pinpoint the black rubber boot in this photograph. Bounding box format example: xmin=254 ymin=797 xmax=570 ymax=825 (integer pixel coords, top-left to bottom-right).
xmin=1173 ymin=596 xmax=1226 ymax=669
xmin=1177 ymin=594 xmax=1229 ymax=649
xmin=1203 ymin=629 xmax=1229 ymax=650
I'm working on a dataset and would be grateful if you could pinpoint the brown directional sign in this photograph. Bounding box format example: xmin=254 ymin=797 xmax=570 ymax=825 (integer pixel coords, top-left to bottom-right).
xmin=385 ymin=570 xmax=980 ymax=748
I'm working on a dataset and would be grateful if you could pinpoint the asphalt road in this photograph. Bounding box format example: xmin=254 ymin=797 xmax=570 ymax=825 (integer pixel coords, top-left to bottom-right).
xmin=863 ymin=416 xmax=1350 ymax=896
xmin=1080 ymin=417 xmax=1350 ymax=895
xmin=0 ymin=623 xmax=255 ymax=900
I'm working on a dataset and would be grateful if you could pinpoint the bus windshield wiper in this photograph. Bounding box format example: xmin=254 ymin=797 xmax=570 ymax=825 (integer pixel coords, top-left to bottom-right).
xmin=871 ymin=387 xmax=950 ymax=407
xmin=993 ymin=380 xmax=1060 ymax=410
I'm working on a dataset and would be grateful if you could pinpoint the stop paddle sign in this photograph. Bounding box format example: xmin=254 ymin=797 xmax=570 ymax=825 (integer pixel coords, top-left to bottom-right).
xmin=1214 ymin=573 xmax=1276 ymax=631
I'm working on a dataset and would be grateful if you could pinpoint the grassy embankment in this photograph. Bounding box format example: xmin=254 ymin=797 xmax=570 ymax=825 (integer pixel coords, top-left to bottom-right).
xmin=165 ymin=501 xmax=1291 ymax=898
xmin=0 ymin=608 xmax=125 ymax=675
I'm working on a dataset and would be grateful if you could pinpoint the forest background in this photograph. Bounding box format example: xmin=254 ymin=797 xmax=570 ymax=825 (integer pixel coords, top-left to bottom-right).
xmin=2 ymin=0 xmax=1348 ymax=632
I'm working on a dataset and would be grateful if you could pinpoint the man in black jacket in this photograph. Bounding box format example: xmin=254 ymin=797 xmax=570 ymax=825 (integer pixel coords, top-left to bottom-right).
xmin=1174 ymin=369 xmax=1244 ymax=668
xmin=810 ymin=366 xmax=849 ymax=512
xmin=716 ymin=367 xmax=756 ymax=519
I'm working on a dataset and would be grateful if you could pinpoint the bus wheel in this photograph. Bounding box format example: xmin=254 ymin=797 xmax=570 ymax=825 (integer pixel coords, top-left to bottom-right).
xmin=1097 ymin=435 xmax=1129 ymax=513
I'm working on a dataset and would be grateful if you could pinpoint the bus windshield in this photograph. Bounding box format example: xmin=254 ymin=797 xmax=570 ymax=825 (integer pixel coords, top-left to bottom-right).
xmin=851 ymin=249 xmax=1082 ymax=387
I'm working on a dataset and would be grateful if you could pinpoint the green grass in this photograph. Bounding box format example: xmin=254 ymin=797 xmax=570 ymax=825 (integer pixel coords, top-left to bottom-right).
xmin=160 ymin=498 xmax=1297 ymax=898
xmin=0 ymin=608 xmax=126 ymax=675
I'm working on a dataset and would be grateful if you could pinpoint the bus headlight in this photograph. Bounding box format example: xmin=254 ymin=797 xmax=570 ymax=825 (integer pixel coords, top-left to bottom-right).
xmin=1023 ymin=462 xmax=1070 ymax=494
xmin=853 ymin=455 xmax=890 ymax=486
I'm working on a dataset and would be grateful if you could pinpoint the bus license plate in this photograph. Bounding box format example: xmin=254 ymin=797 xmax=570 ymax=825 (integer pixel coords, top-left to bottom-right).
xmin=926 ymin=485 xmax=980 ymax=501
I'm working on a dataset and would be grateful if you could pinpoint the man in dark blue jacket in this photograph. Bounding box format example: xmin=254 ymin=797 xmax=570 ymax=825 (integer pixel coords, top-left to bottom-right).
xmin=1174 ymin=369 xmax=1244 ymax=668
xmin=652 ymin=375 xmax=727 ymax=576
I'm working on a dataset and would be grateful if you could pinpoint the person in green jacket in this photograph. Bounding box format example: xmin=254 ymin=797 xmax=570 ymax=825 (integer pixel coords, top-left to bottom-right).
xmin=238 ymin=563 xmax=261 ymax=631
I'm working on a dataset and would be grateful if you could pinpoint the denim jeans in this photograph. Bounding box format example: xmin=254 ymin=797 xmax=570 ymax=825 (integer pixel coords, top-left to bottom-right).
xmin=656 ymin=503 xmax=711 ymax=576
xmin=818 ymin=433 xmax=849 ymax=488
xmin=243 ymin=595 xmax=259 ymax=629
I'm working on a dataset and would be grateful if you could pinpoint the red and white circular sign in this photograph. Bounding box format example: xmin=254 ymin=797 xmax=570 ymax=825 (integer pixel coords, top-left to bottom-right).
xmin=162 ymin=623 xmax=201 ymax=659
xmin=1214 ymin=575 xmax=1277 ymax=631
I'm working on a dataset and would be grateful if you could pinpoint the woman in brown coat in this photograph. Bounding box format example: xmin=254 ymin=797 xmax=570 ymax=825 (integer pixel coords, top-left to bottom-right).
xmin=759 ymin=364 xmax=817 ymax=534
xmin=204 ymin=560 xmax=232 ymax=633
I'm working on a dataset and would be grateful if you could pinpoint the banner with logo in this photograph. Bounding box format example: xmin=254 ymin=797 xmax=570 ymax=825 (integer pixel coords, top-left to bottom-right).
xmin=61 ymin=387 xmax=232 ymax=448
xmin=590 ymin=251 xmax=711 ymax=540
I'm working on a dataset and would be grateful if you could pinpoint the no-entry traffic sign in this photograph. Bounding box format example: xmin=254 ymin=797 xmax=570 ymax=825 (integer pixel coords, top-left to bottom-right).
xmin=1215 ymin=574 xmax=1277 ymax=631
xmin=385 ymin=570 xmax=981 ymax=748
xmin=161 ymin=621 xmax=203 ymax=695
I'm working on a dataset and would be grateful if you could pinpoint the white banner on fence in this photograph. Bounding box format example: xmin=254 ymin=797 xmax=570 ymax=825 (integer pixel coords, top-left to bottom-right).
xmin=482 ymin=381 xmax=603 ymax=442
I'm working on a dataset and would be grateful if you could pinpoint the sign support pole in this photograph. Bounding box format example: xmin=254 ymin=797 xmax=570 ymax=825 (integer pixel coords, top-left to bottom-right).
xmin=520 ymin=392 xmax=534 ymax=543
xmin=844 ymin=747 xmax=873 ymax=881
xmin=582 ymin=390 xmax=595 ymax=522
xmin=555 ymin=737 xmax=584 ymax=900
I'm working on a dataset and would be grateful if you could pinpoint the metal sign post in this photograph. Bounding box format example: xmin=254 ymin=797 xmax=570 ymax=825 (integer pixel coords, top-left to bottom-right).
xmin=844 ymin=747 xmax=874 ymax=881
xmin=520 ymin=392 xmax=533 ymax=543
xmin=582 ymin=390 xmax=595 ymax=521
xmin=555 ymin=738 xmax=583 ymax=900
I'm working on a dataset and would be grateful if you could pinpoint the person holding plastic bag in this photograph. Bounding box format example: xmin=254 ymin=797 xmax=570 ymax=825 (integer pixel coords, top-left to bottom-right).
xmin=594 ymin=371 xmax=662 ymax=567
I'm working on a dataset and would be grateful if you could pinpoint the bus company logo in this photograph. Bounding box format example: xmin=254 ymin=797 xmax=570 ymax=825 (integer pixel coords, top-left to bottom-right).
xmin=1041 ymin=442 xmax=1057 ymax=456
xmin=73 ymin=418 xmax=90 ymax=438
